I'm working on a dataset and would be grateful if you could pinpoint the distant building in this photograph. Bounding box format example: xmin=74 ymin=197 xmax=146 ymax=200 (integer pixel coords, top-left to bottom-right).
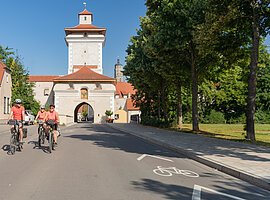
xmin=114 ymin=58 xmax=124 ymax=82
xmin=114 ymin=82 xmax=140 ymax=123
xmin=0 ymin=61 xmax=12 ymax=120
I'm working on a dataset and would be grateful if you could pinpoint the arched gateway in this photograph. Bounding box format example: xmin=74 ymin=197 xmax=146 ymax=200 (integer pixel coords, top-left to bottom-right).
xmin=74 ymin=102 xmax=94 ymax=123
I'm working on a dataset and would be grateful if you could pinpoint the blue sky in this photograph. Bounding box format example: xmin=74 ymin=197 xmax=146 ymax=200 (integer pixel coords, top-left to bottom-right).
xmin=0 ymin=0 xmax=146 ymax=77
xmin=0 ymin=1 xmax=269 ymax=77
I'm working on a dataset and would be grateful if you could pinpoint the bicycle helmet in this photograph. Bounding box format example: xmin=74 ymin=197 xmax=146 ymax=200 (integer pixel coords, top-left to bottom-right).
xmin=40 ymin=105 xmax=45 ymax=109
xmin=15 ymin=99 xmax=22 ymax=104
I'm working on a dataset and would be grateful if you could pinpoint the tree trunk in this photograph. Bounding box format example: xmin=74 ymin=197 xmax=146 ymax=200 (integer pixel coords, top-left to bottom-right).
xmin=158 ymin=90 xmax=161 ymax=118
xmin=246 ymin=2 xmax=259 ymax=142
xmin=177 ymin=81 xmax=183 ymax=128
xmin=161 ymin=81 xmax=168 ymax=121
xmin=190 ymin=42 xmax=199 ymax=131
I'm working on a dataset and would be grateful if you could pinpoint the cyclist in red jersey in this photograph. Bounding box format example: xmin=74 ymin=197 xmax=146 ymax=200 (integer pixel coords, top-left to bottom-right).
xmin=8 ymin=99 xmax=25 ymax=143
xmin=35 ymin=105 xmax=47 ymax=129
xmin=44 ymin=104 xmax=60 ymax=146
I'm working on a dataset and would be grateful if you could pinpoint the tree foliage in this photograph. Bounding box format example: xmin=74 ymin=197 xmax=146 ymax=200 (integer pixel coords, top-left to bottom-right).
xmin=0 ymin=45 xmax=40 ymax=115
xmin=125 ymin=0 xmax=270 ymax=140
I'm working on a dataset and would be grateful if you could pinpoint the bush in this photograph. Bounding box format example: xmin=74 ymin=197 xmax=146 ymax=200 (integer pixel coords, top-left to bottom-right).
xmin=183 ymin=112 xmax=192 ymax=124
xmin=204 ymin=110 xmax=225 ymax=124
xmin=227 ymin=114 xmax=246 ymax=124
xmin=141 ymin=116 xmax=171 ymax=128
xmin=255 ymin=109 xmax=270 ymax=124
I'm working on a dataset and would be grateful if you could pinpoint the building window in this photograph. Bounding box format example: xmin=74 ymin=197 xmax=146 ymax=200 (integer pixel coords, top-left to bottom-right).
xmin=44 ymin=89 xmax=49 ymax=96
xmin=7 ymin=97 xmax=10 ymax=114
xmin=84 ymin=16 xmax=87 ymax=21
xmin=81 ymin=88 xmax=88 ymax=99
xmin=6 ymin=75 xmax=9 ymax=83
xmin=4 ymin=97 xmax=6 ymax=114
xmin=84 ymin=32 xmax=87 ymax=37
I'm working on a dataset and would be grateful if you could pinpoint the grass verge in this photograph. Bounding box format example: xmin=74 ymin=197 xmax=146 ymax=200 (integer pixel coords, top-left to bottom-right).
xmin=171 ymin=124 xmax=270 ymax=147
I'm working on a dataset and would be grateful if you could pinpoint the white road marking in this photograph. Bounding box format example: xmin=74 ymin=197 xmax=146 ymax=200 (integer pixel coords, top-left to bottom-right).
xmin=192 ymin=185 xmax=201 ymax=200
xmin=137 ymin=154 xmax=173 ymax=162
xmin=192 ymin=185 xmax=246 ymax=200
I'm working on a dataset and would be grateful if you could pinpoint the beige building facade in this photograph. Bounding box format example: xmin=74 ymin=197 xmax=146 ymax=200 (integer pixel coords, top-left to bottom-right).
xmin=0 ymin=61 xmax=12 ymax=120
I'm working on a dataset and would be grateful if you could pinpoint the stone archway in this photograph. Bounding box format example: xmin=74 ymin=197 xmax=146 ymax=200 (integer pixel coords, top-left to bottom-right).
xmin=74 ymin=102 xmax=94 ymax=123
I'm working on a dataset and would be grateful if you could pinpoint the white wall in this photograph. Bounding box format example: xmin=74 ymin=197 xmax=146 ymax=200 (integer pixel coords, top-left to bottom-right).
xmin=79 ymin=15 xmax=92 ymax=24
xmin=32 ymin=82 xmax=54 ymax=106
xmin=0 ymin=71 xmax=12 ymax=119
xmin=54 ymin=82 xmax=115 ymax=124
xmin=66 ymin=33 xmax=105 ymax=74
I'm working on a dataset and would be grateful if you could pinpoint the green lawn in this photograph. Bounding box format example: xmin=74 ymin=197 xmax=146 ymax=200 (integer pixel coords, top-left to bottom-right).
xmin=173 ymin=124 xmax=270 ymax=147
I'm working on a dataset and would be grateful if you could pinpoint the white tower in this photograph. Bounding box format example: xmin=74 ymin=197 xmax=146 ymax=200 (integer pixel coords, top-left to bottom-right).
xmin=64 ymin=3 xmax=106 ymax=74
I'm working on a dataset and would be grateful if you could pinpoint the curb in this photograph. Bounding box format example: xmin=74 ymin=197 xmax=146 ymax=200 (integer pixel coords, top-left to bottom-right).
xmin=106 ymin=124 xmax=270 ymax=191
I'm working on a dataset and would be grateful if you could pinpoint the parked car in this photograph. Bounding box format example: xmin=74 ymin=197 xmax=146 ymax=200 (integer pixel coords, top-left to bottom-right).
xmin=24 ymin=110 xmax=35 ymax=125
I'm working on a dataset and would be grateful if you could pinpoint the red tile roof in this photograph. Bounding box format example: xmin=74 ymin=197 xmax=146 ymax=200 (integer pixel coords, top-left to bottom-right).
xmin=53 ymin=66 xmax=115 ymax=82
xmin=115 ymin=82 xmax=136 ymax=97
xmin=79 ymin=9 xmax=93 ymax=15
xmin=65 ymin=24 xmax=106 ymax=35
xmin=0 ymin=61 xmax=6 ymax=85
xmin=73 ymin=65 xmax=98 ymax=70
xmin=126 ymin=98 xmax=140 ymax=111
xmin=28 ymin=76 xmax=59 ymax=82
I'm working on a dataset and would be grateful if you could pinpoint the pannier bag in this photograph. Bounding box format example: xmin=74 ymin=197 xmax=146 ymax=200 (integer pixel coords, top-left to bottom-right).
xmin=23 ymin=128 xmax=27 ymax=138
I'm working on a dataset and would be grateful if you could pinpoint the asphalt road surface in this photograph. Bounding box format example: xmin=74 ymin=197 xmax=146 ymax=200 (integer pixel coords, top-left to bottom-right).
xmin=0 ymin=123 xmax=269 ymax=200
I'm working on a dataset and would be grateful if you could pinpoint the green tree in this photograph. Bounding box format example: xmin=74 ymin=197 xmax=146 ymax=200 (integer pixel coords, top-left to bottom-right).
xmin=201 ymin=0 xmax=270 ymax=141
xmin=0 ymin=46 xmax=41 ymax=115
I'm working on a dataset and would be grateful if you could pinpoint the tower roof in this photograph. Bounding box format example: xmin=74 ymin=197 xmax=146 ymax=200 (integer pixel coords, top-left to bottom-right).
xmin=53 ymin=66 xmax=115 ymax=83
xmin=64 ymin=25 xmax=106 ymax=35
xmin=79 ymin=9 xmax=92 ymax=15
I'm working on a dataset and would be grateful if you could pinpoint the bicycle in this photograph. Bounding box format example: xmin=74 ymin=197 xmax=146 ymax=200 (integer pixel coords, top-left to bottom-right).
xmin=46 ymin=119 xmax=56 ymax=153
xmin=37 ymin=120 xmax=46 ymax=147
xmin=153 ymin=166 xmax=199 ymax=178
xmin=8 ymin=120 xmax=26 ymax=155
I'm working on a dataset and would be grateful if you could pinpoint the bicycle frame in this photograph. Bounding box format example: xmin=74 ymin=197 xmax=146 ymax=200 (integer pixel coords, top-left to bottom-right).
xmin=46 ymin=120 xmax=55 ymax=153
xmin=8 ymin=120 xmax=21 ymax=155
xmin=38 ymin=121 xmax=46 ymax=147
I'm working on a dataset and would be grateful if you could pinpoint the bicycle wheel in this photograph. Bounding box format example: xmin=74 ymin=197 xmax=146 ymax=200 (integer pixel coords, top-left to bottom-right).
xmin=178 ymin=170 xmax=199 ymax=178
xmin=9 ymin=134 xmax=16 ymax=155
xmin=48 ymin=131 xmax=53 ymax=153
xmin=38 ymin=127 xmax=42 ymax=147
xmin=153 ymin=168 xmax=172 ymax=177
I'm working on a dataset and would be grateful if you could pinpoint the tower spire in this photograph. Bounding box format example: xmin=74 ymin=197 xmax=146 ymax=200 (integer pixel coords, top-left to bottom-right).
xmin=83 ymin=2 xmax=87 ymax=9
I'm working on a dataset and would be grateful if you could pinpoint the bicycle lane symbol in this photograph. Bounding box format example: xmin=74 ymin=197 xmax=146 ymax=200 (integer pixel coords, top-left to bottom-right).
xmin=153 ymin=166 xmax=199 ymax=178
xmin=137 ymin=154 xmax=199 ymax=178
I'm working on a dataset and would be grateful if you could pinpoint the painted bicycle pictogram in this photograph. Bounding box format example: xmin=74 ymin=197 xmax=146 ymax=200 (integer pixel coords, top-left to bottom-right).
xmin=153 ymin=166 xmax=199 ymax=178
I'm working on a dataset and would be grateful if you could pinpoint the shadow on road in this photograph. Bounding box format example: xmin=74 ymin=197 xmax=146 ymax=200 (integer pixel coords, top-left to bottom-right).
xmin=65 ymin=124 xmax=185 ymax=160
xmin=28 ymin=140 xmax=51 ymax=154
xmin=132 ymin=178 xmax=192 ymax=199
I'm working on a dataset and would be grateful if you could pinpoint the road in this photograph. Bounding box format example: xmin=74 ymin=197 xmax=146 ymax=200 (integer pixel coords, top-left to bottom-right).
xmin=0 ymin=123 xmax=269 ymax=200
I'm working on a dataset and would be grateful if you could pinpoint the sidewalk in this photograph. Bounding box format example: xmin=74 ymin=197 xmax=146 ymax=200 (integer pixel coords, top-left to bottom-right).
xmin=107 ymin=123 xmax=270 ymax=191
